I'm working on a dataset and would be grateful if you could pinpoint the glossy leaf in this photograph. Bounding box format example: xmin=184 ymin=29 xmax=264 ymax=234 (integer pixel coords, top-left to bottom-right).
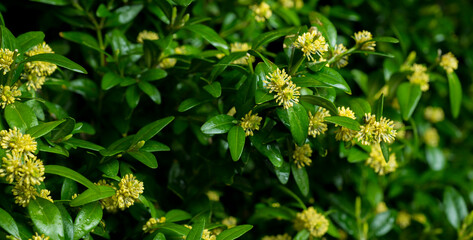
xmin=22 ymin=53 xmax=87 ymax=74
xmin=165 ymin=209 xmax=192 ymax=223
xmin=66 ymin=138 xmax=105 ymax=151
xmin=252 ymin=27 xmax=298 ymax=50
xmin=372 ymin=36 xmax=399 ymax=43
xmin=203 ymin=81 xmax=222 ymax=98
xmin=201 ymin=115 xmax=236 ymax=135
xmin=132 ymin=116 xmax=174 ymax=144
xmin=250 ymin=133 xmax=283 ymax=168
xmin=274 ymin=160 xmax=291 ymax=184
xmin=178 ymin=98 xmax=209 ymax=112
xmin=448 ymin=72 xmax=462 ymax=118
xmin=186 ymin=215 xmax=205 ymax=240
xmin=444 ymin=187 xmax=468 ymax=229
xmin=101 ymin=72 xmax=122 ymax=90
xmin=0 ymin=208 xmax=20 ymax=239
xmin=397 ymin=82 xmax=422 ymax=120
xmin=324 ymin=116 xmax=361 ymax=131
xmin=309 ymin=12 xmax=337 ymax=47
xmin=126 ymin=85 xmax=141 ymax=109
xmin=26 ymin=119 xmax=65 ymax=138
xmin=369 ymin=210 xmax=395 ymax=237
xmin=56 ymin=203 xmax=74 ymax=240
xmin=73 ymin=202 xmax=103 ymax=240
xmin=300 ymin=95 xmax=338 ymax=115
xmin=216 ymin=225 xmax=253 ymax=240
xmin=45 ymin=165 xmax=97 ymax=190
xmin=287 ymin=103 xmax=309 ymax=146
xmin=228 ymin=125 xmax=245 ymax=161
xmin=140 ymin=69 xmax=167 ymax=81
xmin=28 ymin=198 xmax=64 ymax=240
xmin=128 ymin=151 xmax=158 ymax=169
xmin=425 ymin=146 xmax=446 ymax=171
xmin=307 ymin=67 xmax=351 ymax=94
xmin=106 ymin=4 xmax=144 ymax=27
xmin=139 ymin=81 xmax=162 ymax=104
xmin=16 ymin=31 xmax=45 ymax=52
xmin=1 ymin=26 xmax=16 ymax=50
xmin=4 ymin=102 xmax=38 ymax=132
xmin=291 ymin=164 xmax=309 ymax=197
xmin=70 ymin=186 xmax=116 ymax=207
xmin=50 ymin=117 xmax=75 ymax=142
xmin=185 ymin=24 xmax=229 ymax=54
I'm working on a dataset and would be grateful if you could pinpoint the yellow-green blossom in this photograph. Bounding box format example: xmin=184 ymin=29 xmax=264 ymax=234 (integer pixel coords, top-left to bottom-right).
xmin=0 ymin=127 xmax=37 ymax=158
xmin=423 ymin=127 xmax=439 ymax=147
xmin=0 ymin=48 xmax=16 ymax=75
xmin=293 ymin=144 xmax=312 ymax=168
xmin=202 ymin=229 xmax=217 ymax=240
xmin=17 ymin=155 xmax=45 ymax=186
xmin=293 ymin=29 xmax=329 ymax=62
xmin=376 ymin=202 xmax=388 ymax=214
xmin=39 ymin=189 xmax=53 ymax=203
xmin=29 ymin=233 xmax=50 ymax=240
xmin=116 ymin=174 xmax=144 ymax=210
xmin=294 ymin=207 xmax=329 ymax=238
xmin=308 ymin=108 xmax=330 ymax=137
xmin=0 ymin=85 xmax=21 ymax=108
xmin=25 ymin=42 xmax=57 ymax=76
xmin=396 ymin=211 xmax=411 ymax=229
xmin=262 ymin=233 xmax=292 ymax=240
xmin=137 ymin=30 xmax=159 ymax=43
xmin=279 ymin=0 xmax=303 ymax=8
xmin=264 ymin=68 xmax=301 ymax=109
xmin=335 ymin=106 xmax=357 ymax=142
xmin=12 ymin=183 xmax=37 ymax=207
xmin=356 ymin=113 xmax=397 ymax=145
xmin=207 ymin=190 xmax=220 ymax=201
xmin=24 ymin=74 xmax=46 ymax=91
xmin=424 ymin=106 xmax=444 ymax=123
xmin=230 ymin=42 xmax=253 ymax=65
xmin=353 ymin=30 xmax=376 ymax=51
xmin=0 ymin=152 xmax=23 ymax=183
xmin=440 ymin=52 xmax=458 ymax=73
xmin=250 ymin=2 xmax=272 ymax=22
xmin=240 ymin=110 xmax=262 ymax=136
xmin=159 ymin=57 xmax=177 ymax=69
xmin=408 ymin=64 xmax=429 ymax=91
xmin=222 ymin=216 xmax=237 ymax=229
xmin=332 ymin=43 xmax=349 ymax=68
xmin=143 ymin=216 xmax=166 ymax=233
xmin=96 ymin=179 xmax=119 ymax=212
xmin=365 ymin=144 xmax=397 ymax=175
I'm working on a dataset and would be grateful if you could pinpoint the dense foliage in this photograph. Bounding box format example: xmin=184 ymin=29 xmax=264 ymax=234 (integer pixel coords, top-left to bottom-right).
xmin=0 ymin=0 xmax=472 ymax=239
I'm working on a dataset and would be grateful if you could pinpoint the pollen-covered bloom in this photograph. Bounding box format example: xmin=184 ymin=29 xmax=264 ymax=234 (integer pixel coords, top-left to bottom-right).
xmin=240 ymin=110 xmax=262 ymax=136
xmin=423 ymin=127 xmax=439 ymax=147
xmin=29 ymin=232 xmax=50 ymax=240
xmin=0 ymin=127 xmax=37 ymax=158
xmin=96 ymin=179 xmax=119 ymax=212
xmin=308 ymin=108 xmax=330 ymax=138
xmin=332 ymin=43 xmax=349 ymax=68
xmin=0 ymin=85 xmax=21 ymax=108
xmin=376 ymin=202 xmax=388 ymax=214
xmin=12 ymin=183 xmax=37 ymax=207
xmin=396 ymin=211 xmax=411 ymax=229
xmin=17 ymin=155 xmax=45 ymax=187
xmin=279 ymin=0 xmax=303 ymax=8
xmin=424 ymin=106 xmax=444 ymax=123
xmin=116 ymin=174 xmax=144 ymax=210
xmin=39 ymin=189 xmax=53 ymax=203
xmin=24 ymin=74 xmax=46 ymax=91
xmin=293 ymin=29 xmax=329 ymax=62
xmin=440 ymin=52 xmax=458 ymax=73
xmin=207 ymin=190 xmax=220 ymax=201
xmin=230 ymin=42 xmax=253 ymax=65
xmin=250 ymin=2 xmax=272 ymax=22
xmin=353 ymin=30 xmax=376 ymax=51
xmin=0 ymin=152 xmax=23 ymax=183
xmin=356 ymin=113 xmax=397 ymax=145
xmin=408 ymin=64 xmax=429 ymax=91
xmin=294 ymin=207 xmax=329 ymax=238
xmin=365 ymin=144 xmax=398 ymax=175
xmin=264 ymin=68 xmax=301 ymax=109
xmin=159 ymin=56 xmax=177 ymax=69
xmin=137 ymin=30 xmax=159 ymax=43
xmin=335 ymin=106 xmax=357 ymax=142
xmin=202 ymin=229 xmax=217 ymax=240
xmin=293 ymin=144 xmax=313 ymax=168
xmin=222 ymin=216 xmax=237 ymax=229
xmin=143 ymin=216 xmax=166 ymax=233
xmin=262 ymin=233 xmax=292 ymax=240
xmin=25 ymin=42 xmax=57 ymax=77
xmin=0 ymin=48 xmax=16 ymax=75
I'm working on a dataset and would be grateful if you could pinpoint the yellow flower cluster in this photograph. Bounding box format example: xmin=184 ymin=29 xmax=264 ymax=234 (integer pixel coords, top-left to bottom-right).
xmin=396 ymin=211 xmax=411 ymax=229
xmin=293 ymin=29 xmax=329 ymax=62
xmin=293 ymin=144 xmax=312 ymax=168
xmin=142 ymin=216 xmax=166 ymax=233
xmin=440 ymin=52 xmax=458 ymax=73
xmin=294 ymin=207 xmax=329 ymax=238
xmin=184 ymin=225 xmax=218 ymax=240
xmin=424 ymin=106 xmax=444 ymax=123
xmin=353 ymin=30 xmax=376 ymax=51
xmin=0 ymin=48 xmax=16 ymax=75
xmin=308 ymin=108 xmax=330 ymax=138
xmin=356 ymin=113 xmax=397 ymax=145
xmin=137 ymin=30 xmax=159 ymax=43
xmin=335 ymin=106 xmax=357 ymax=142
xmin=250 ymin=2 xmax=272 ymax=22
xmin=365 ymin=144 xmax=398 ymax=175
xmin=23 ymin=42 xmax=57 ymax=90
xmin=264 ymin=68 xmax=301 ymax=109
xmin=222 ymin=216 xmax=237 ymax=229
xmin=408 ymin=64 xmax=429 ymax=92
xmin=230 ymin=42 xmax=253 ymax=65
xmin=240 ymin=110 xmax=262 ymax=136
xmin=279 ymin=0 xmax=303 ymax=9
xmin=0 ymin=85 xmax=21 ymax=108
xmin=29 ymin=233 xmax=50 ymax=240
xmin=423 ymin=127 xmax=439 ymax=147
xmin=97 ymin=174 xmax=144 ymax=212
xmin=207 ymin=190 xmax=220 ymax=201
xmin=376 ymin=202 xmax=388 ymax=213
xmin=332 ymin=44 xmax=349 ymax=68
xmin=262 ymin=233 xmax=292 ymax=240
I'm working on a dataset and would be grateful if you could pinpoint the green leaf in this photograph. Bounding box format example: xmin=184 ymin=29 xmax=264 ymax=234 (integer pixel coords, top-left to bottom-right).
xmin=201 ymin=115 xmax=236 ymax=135
xmin=16 ymin=31 xmax=45 ymax=52
xmin=274 ymin=160 xmax=291 ymax=184
xmin=373 ymin=94 xmax=384 ymax=121
xmin=4 ymin=102 xmax=38 ymax=132
xmin=50 ymin=117 xmax=75 ymax=142
xmin=37 ymin=140 xmax=69 ymax=157
xmin=173 ymin=0 xmax=194 ymax=6
xmin=21 ymin=53 xmax=87 ymax=74
xmin=397 ymin=83 xmax=422 ymax=120
xmin=140 ymin=69 xmax=167 ymax=81
xmin=350 ymin=98 xmax=371 ymax=120
xmin=216 ymin=225 xmax=253 ymax=240
xmin=292 ymin=164 xmax=309 ymax=197
xmin=101 ymin=72 xmax=122 ymax=90
xmin=252 ymin=27 xmax=298 ymax=50
xmin=447 ymin=72 xmax=462 ymax=118
xmin=61 ymin=178 xmax=78 ymax=201
xmin=380 ymin=142 xmax=389 ymax=164
xmin=65 ymin=138 xmax=105 ymax=151
xmin=96 ymin=4 xmax=111 ymax=17
xmin=372 ymin=36 xmax=399 ymax=43
xmin=309 ymin=12 xmax=337 ymax=47
xmin=347 ymin=147 xmax=369 ymax=163
xmin=70 ymin=186 xmax=116 ymax=207
xmin=154 ymin=233 xmax=167 ymax=240
xmin=250 ymin=133 xmax=284 ymax=168
xmin=26 ymin=119 xmax=66 ymax=138
xmin=106 ymin=4 xmax=144 ymax=27
xmin=203 ymin=82 xmax=222 ymax=98
xmin=324 ymin=116 xmax=360 ymax=131
xmin=186 ymin=215 xmax=205 ymax=240
xmin=210 ymin=52 xmax=248 ymax=81
xmin=73 ymin=202 xmax=103 ymax=240
xmin=139 ymin=81 xmax=162 ymax=104
xmin=287 ymin=103 xmax=309 ymax=146
xmin=165 ymin=210 xmax=192 ymax=223
xmin=1 ymin=26 xmax=16 ymax=50
xmin=157 ymin=223 xmax=190 ymax=236
xmin=126 ymin=85 xmax=141 ymax=109
xmin=293 ymin=229 xmax=310 ymax=240
xmin=0 ymin=208 xmax=20 ymax=239
xmin=185 ymin=24 xmax=229 ymax=54
xmin=128 ymin=151 xmax=158 ymax=169
xmin=228 ymin=126 xmax=245 ymax=161
xmin=45 ymin=165 xmax=97 ymax=190
xmin=56 ymin=203 xmax=74 ymax=240
xmin=31 ymin=0 xmax=70 ymax=5
xmin=28 ymin=198 xmax=64 ymax=240
xmin=178 ymin=98 xmax=209 ymax=112
xmin=444 ymin=187 xmax=468 ymax=229
xmin=369 ymin=210 xmax=395 ymax=237
xmin=307 ymin=67 xmax=351 ymax=94
xmin=425 ymin=146 xmax=445 ymax=171
xmin=352 ymin=50 xmax=394 ymax=58
xmin=141 ymin=140 xmax=170 ymax=152
xmin=60 ymin=31 xmax=107 ymax=56
xmin=300 ymin=95 xmax=338 ymax=115
xmin=132 ymin=116 xmax=175 ymax=144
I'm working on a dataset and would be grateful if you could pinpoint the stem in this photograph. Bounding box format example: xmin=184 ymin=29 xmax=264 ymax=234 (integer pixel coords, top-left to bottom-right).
xmin=289 ymin=55 xmax=305 ymax=76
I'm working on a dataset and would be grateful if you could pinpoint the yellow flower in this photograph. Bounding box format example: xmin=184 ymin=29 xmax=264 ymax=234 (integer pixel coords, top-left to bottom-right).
xmin=137 ymin=30 xmax=159 ymax=43
xmin=424 ymin=106 xmax=444 ymax=123
xmin=0 ymin=152 xmax=23 ymax=183
xmin=230 ymin=42 xmax=253 ymax=65
xmin=365 ymin=144 xmax=397 ymax=175
xmin=408 ymin=64 xmax=429 ymax=92
xmin=440 ymin=52 xmax=458 ymax=73
xmin=159 ymin=57 xmax=177 ymax=69
xmin=0 ymin=127 xmax=37 ymax=158
xmin=17 ymin=155 xmax=45 ymax=186
xmin=29 ymin=232 xmax=50 ymax=240
xmin=143 ymin=216 xmax=166 ymax=233
xmin=264 ymin=68 xmax=301 ymax=109
xmin=0 ymin=48 xmax=16 ymax=75
xmin=356 ymin=114 xmax=396 ymax=145
xmin=412 ymin=213 xmax=427 ymax=224
xmin=353 ymin=30 xmax=376 ymax=51
xmin=240 ymin=110 xmax=262 ymax=136
xmin=279 ymin=0 xmax=303 ymax=9
xmin=25 ymin=42 xmax=57 ymax=77
xmin=96 ymin=179 xmax=119 ymax=212
xmin=332 ymin=44 xmax=349 ymax=68
xmin=12 ymin=183 xmax=37 ymax=207
xmin=116 ymin=174 xmax=144 ymax=210
xmin=294 ymin=207 xmax=329 ymax=238
xmin=335 ymin=106 xmax=357 ymax=142
xmin=308 ymin=108 xmax=330 ymax=138
xmin=250 ymin=2 xmax=272 ymax=22
xmin=293 ymin=144 xmax=312 ymax=168
xmin=293 ymin=29 xmax=329 ymax=62
xmin=0 ymin=85 xmax=21 ymax=108
xmin=24 ymin=73 xmax=46 ymax=91
xmin=222 ymin=216 xmax=237 ymax=229
xmin=202 ymin=229 xmax=217 ymax=240
xmin=207 ymin=190 xmax=220 ymax=201
xmin=376 ymin=202 xmax=388 ymax=213
xmin=262 ymin=233 xmax=292 ymax=240
xmin=423 ymin=127 xmax=439 ymax=147
xmin=396 ymin=211 xmax=411 ymax=229
xmin=39 ymin=189 xmax=53 ymax=203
